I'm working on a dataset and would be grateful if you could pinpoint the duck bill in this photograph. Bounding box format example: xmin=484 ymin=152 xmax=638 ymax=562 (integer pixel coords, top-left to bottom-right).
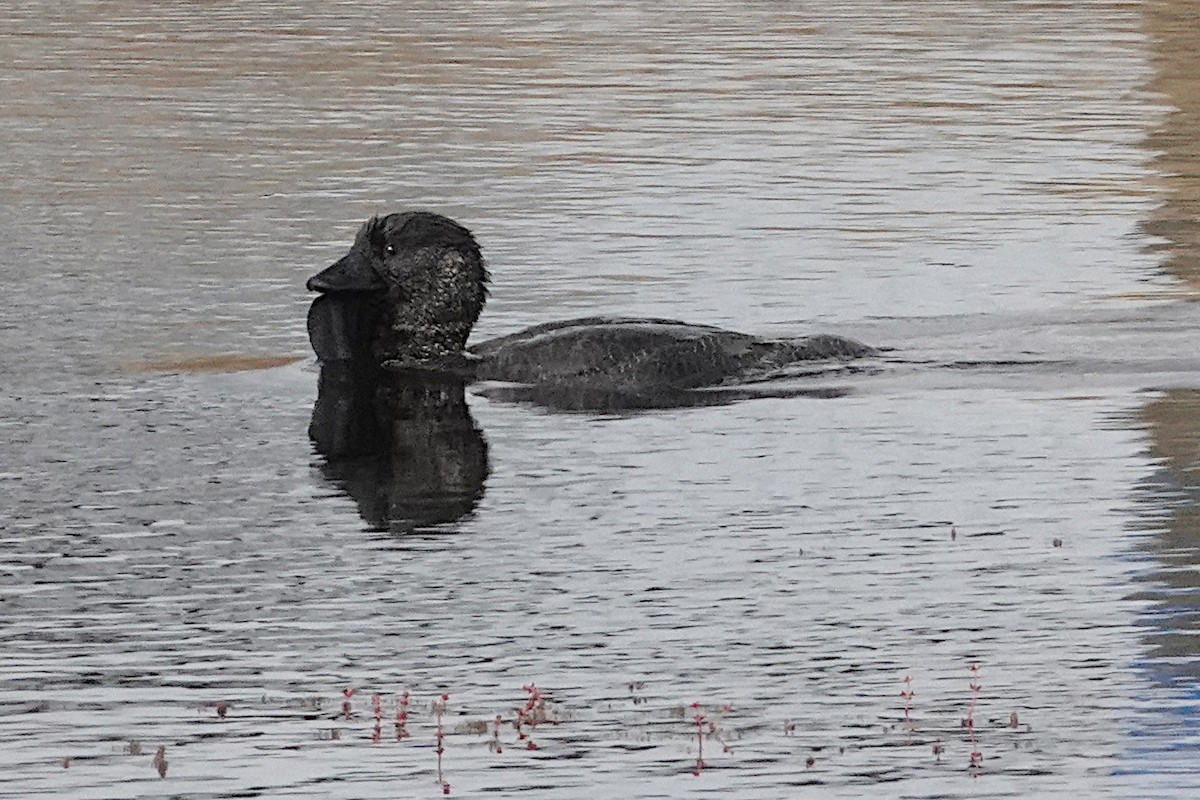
xmin=308 ymin=294 xmax=378 ymax=362
xmin=306 ymin=248 xmax=384 ymax=293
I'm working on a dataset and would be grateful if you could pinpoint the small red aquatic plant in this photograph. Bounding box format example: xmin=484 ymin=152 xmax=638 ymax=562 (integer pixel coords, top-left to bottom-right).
xmin=151 ymin=745 xmax=168 ymax=779
xmin=688 ymin=702 xmax=732 ymax=776
xmin=691 ymin=703 xmax=707 ymax=776
xmin=513 ymin=683 xmax=556 ymax=749
xmin=900 ymin=675 xmax=915 ymax=731
xmin=395 ymin=691 xmax=411 ymax=741
xmin=433 ymin=693 xmax=450 ymax=795
xmin=488 ymin=714 xmax=504 ymax=753
xmin=965 ymin=664 xmax=982 ymax=770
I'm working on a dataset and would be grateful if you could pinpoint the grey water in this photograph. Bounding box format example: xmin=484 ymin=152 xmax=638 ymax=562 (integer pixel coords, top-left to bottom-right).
xmin=2 ymin=1 xmax=1199 ymax=797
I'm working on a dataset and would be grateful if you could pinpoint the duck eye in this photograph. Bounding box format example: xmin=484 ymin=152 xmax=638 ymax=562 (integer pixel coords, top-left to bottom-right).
xmin=384 ymin=244 xmax=396 ymax=256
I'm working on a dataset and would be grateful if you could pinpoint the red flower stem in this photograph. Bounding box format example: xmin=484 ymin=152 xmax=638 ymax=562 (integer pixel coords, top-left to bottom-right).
xmin=435 ymin=693 xmax=450 ymax=794
xmin=967 ymin=664 xmax=982 ymax=769
xmin=690 ymin=703 xmax=706 ymax=775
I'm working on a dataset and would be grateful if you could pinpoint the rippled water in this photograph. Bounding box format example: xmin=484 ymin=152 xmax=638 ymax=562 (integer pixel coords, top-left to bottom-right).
xmin=2 ymin=1 xmax=1199 ymax=797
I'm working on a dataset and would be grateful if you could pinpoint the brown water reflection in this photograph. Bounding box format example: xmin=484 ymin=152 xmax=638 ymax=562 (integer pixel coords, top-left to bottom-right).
xmin=1142 ymin=0 xmax=1200 ymax=292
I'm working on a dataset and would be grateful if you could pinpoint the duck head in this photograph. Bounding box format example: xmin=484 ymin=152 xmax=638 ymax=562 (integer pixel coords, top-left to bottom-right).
xmin=307 ymin=212 xmax=489 ymax=366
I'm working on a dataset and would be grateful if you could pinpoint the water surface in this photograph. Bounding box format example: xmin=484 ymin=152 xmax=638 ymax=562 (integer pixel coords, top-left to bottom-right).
xmin=2 ymin=1 xmax=1199 ymax=797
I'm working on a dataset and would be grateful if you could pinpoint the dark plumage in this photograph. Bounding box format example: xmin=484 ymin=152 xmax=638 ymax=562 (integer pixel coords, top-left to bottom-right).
xmin=308 ymin=212 xmax=489 ymax=366
xmin=306 ymin=212 xmax=874 ymax=399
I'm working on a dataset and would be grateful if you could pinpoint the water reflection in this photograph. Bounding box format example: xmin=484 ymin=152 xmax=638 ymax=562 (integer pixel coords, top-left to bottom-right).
xmin=1115 ymin=3 xmax=1200 ymax=782
xmin=1121 ymin=389 xmax=1200 ymax=787
xmin=309 ymin=297 xmax=489 ymax=533
xmin=1141 ymin=0 xmax=1200 ymax=292
xmin=1136 ymin=390 xmax=1200 ymax=679
xmin=1135 ymin=0 xmax=1200 ymax=682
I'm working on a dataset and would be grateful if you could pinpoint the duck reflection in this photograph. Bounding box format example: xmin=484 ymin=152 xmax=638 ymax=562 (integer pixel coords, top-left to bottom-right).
xmin=308 ymin=294 xmax=488 ymax=533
